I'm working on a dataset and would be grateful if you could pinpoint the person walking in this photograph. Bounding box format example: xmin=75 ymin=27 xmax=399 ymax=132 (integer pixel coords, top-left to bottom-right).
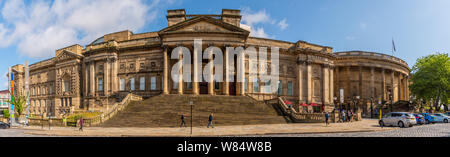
xmin=78 ymin=116 xmax=84 ymax=131
xmin=348 ymin=110 xmax=352 ymax=122
xmin=324 ymin=112 xmax=330 ymax=126
xmin=180 ymin=114 xmax=186 ymax=127
xmin=342 ymin=110 xmax=346 ymax=122
xmin=207 ymin=113 xmax=214 ymax=128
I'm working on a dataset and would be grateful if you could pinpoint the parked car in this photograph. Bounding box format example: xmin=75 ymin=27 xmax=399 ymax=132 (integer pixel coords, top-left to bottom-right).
xmin=413 ymin=113 xmax=425 ymax=125
xmin=0 ymin=122 xmax=10 ymax=129
xmin=432 ymin=113 xmax=450 ymax=123
xmin=379 ymin=112 xmax=417 ymax=128
xmin=420 ymin=113 xmax=437 ymax=124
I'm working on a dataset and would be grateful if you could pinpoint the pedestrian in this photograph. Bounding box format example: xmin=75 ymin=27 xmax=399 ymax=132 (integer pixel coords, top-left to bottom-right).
xmin=324 ymin=112 xmax=329 ymax=126
xmin=180 ymin=114 xmax=186 ymax=127
xmin=348 ymin=110 xmax=352 ymax=122
xmin=207 ymin=113 xmax=214 ymax=128
xmin=62 ymin=116 xmax=67 ymax=127
xmin=342 ymin=110 xmax=346 ymax=122
xmin=78 ymin=116 xmax=84 ymax=131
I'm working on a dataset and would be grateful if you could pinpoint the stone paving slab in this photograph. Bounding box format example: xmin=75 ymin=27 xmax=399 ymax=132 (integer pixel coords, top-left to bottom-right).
xmin=17 ymin=119 xmax=397 ymax=137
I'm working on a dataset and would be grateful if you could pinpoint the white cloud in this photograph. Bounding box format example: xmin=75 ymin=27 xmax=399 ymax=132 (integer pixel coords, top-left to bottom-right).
xmin=252 ymin=27 xmax=269 ymax=38
xmin=0 ymin=0 xmax=166 ymax=59
xmin=241 ymin=8 xmax=288 ymax=38
xmin=278 ymin=18 xmax=288 ymax=30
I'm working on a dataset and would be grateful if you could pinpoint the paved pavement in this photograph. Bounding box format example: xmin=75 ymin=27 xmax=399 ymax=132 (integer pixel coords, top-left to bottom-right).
xmin=262 ymin=123 xmax=450 ymax=137
xmin=2 ymin=119 xmax=396 ymax=137
xmin=0 ymin=128 xmax=43 ymax=137
xmin=1 ymin=119 xmax=448 ymax=137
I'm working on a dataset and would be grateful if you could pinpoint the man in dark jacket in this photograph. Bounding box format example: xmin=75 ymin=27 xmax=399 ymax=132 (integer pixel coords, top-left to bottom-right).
xmin=207 ymin=113 xmax=214 ymax=128
xmin=180 ymin=114 xmax=186 ymax=127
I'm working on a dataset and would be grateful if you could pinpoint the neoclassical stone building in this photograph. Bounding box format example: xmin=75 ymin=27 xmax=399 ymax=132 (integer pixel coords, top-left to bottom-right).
xmin=10 ymin=9 xmax=409 ymax=117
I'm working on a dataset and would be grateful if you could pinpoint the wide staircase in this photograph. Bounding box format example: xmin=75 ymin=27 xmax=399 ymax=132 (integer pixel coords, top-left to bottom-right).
xmin=100 ymin=95 xmax=288 ymax=127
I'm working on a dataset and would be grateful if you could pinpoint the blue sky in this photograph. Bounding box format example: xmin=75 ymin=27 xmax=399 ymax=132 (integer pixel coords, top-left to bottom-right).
xmin=1 ymin=0 xmax=449 ymax=89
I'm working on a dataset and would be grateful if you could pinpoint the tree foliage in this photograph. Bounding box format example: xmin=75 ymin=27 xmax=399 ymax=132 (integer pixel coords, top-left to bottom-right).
xmin=410 ymin=53 xmax=450 ymax=111
xmin=6 ymin=91 xmax=29 ymax=117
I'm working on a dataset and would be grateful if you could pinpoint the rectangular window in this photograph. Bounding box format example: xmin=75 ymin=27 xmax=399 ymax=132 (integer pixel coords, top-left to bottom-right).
xmin=288 ymin=81 xmax=293 ymax=96
xmin=244 ymin=78 xmax=248 ymax=92
xmin=140 ymin=77 xmax=145 ymax=91
xmin=187 ymin=82 xmax=192 ymax=90
xmin=253 ymin=78 xmax=259 ymax=93
xmin=151 ymin=77 xmax=156 ymax=90
xmin=64 ymin=80 xmax=70 ymax=92
xmin=214 ymin=81 xmax=220 ymax=90
xmin=120 ymin=79 xmax=125 ymax=91
xmin=265 ymin=81 xmax=271 ymax=93
xmin=130 ymin=78 xmax=135 ymax=91
xmin=98 ymin=78 xmax=103 ymax=91
xmin=278 ymin=80 xmax=282 ymax=95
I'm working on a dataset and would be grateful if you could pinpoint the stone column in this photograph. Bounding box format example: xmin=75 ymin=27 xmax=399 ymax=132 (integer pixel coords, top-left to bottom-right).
xmin=335 ymin=66 xmax=339 ymax=95
xmin=112 ymin=58 xmax=118 ymax=92
xmin=163 ymin=47 xmax=169 ymax=94
xmin=398 ymin=73 xmax=402 ymax=101
xmin=306 ymin=61 xmax=312 ymax=103
xmin=239 ymin=50 xmax=245 ymax=96
xmin=391 ymin=70 xmax=395 ymax=101
xmin=104 ymin=59 xmax=110 ymax=96
xmin=84 ymin=62 xmax=89 ymax=97
xmin=382 ymin=68 xmax=386 ymax=100
xmin=323 ymin=64 xmax=329 ymax=104
xmin=208 ymin=49 xmax=214 ymax=95
xmin=297 ymin=60 xmax=303 ymax=102
xmin=193 ymin=46 xmax=200 ymax=95
xmin=329 ymin=66 xmax=334 ymax=103
xmin=178 ymin=48 xmax=183 ymax=95
xmin=223 ymin=47 xmax=229 ymax=95
xmin=89 ymin=61 xmax=95 ymax=96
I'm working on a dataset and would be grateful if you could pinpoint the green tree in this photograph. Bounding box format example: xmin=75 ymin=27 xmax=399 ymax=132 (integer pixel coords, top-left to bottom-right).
xmin=410 ymin=53 xmax=450 ymax=111
xmin=6 ymin=91 xmax=29 ymax=118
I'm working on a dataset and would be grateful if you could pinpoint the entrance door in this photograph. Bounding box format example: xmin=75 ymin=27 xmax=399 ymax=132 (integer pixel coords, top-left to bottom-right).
xmin=229 ymin=82 xmax=236 ymax=95
xmin=200 ymin=82 xmax=208 ymax=94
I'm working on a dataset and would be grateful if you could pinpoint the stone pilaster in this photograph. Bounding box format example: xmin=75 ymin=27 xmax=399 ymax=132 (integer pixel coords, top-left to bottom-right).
xmin=329 ymin=66 xmax=334 ymax=103
xmin=104 ymin=59 xmax=110 ymax=96
xmin=89 ymin=61 xmax=95 ymax=96
xmin=382 ymin=68 xmax=386 ymax=100
xmin=322 ymin=64 xmax=329 ymax=104
xmin=163 ymin=47 xmax=169 ymax=94
xmin=297 ymin=60 xmax=303 ymax=102
xmin=370 ymin=67 xmax=375 ymax=98
xmin=208 ymin=50 xmax=214 ymax=95
xmin=306 ymin=61 xmax=312 ymax=103
xmin=391 ymin=70 xmax=395 ymax=101
xmin=398 ymin=73 xmax=402 ymax=101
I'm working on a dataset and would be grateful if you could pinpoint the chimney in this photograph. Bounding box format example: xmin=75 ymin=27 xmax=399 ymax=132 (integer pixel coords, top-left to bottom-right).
xmin=167 ymin=9 xmax=186 ymax=26
xmin=221 ymin=9 xmax=241 ymax=27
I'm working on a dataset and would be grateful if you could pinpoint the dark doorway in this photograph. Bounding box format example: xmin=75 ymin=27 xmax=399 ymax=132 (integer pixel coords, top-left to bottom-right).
xmin=200 ymin=82 xmax=208 ymax=94
xmin=229 ymin=82 xmax=236 ymax=95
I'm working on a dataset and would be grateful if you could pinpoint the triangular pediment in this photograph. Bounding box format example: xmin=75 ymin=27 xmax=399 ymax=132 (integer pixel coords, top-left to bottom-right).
xmin=56 ymin=50 xmax=83 ymax=62
xmin=159 ymin=16 xmax=250 ymax=35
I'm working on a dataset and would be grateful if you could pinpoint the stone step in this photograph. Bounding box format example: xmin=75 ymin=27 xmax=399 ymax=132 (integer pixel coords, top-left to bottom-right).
xmin=100 ymin=95 xmax=287 ymax=127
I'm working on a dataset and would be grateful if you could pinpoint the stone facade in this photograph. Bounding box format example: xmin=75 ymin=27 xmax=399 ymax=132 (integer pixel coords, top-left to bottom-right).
xmin=10 ymin=9 xmax=410 ymax=117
